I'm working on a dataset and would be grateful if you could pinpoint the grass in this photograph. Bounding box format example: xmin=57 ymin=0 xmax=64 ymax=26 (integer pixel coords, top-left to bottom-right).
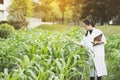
xmin=36 ymin=24 xmax=79 ymax=32
xmin=37 ymin=24 xmax=120 ymax=36
xmin=97 ymin=25 xmax=120 ymax=35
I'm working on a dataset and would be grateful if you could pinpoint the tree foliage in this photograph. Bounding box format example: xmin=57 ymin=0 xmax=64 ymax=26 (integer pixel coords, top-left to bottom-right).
xmin=33 ymin=0 xmax=120 ymax=25
xmin=81 ymin=0 xmax=120 ymax=25
xmin=8 ymin=0 xmax=33 ymax=29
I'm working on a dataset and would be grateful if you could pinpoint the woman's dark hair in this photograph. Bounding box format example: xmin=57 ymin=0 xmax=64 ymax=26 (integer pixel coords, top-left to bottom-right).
xmin=83 ymin=19 xmax=95 ymax=27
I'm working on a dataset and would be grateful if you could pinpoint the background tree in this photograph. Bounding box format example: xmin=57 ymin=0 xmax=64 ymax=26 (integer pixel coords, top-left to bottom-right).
xmin=33 ymin=0 xmax=120 ymax=25
xmin=58 ymin=0 xmax=68 ymax=24
xmin=70 ymin=0 xmax=83 ymax=25
xmin=80 ymin=0 xmax=107 ymax=25
xmin=81 ymin=0 xmax=120 ymax=25
xmin=108 ymin=0 xmax=120 ymax=25
xmin=8 ymin=0 xmax=33 ymax=29
xmin=34 ymin=0 xmax=84 ymax=24
xmin=33 ymin=0 xmax=61 ymax=23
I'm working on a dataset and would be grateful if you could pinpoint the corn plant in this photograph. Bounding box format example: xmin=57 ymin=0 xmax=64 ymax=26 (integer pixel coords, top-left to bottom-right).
xmin=0 ymin=28 xmax=89 ymax=80
xmin=104 ymin=34 xmax=120 ymax=80
xmin=1 ymin=28 xmax=120 ymax=80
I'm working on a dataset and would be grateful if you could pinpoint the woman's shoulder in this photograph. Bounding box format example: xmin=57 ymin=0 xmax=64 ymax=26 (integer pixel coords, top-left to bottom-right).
xmin=94 ymin=28 xmax=103 ymax=33
xmin=93 ymin=28 xmax=103 ymax=36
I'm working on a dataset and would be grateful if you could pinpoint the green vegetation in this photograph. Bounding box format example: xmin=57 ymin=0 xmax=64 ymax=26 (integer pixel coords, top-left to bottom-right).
xmin=0 ymin=24 xmax=14 ymax=38
xmin=97 ymin=25 xmax=120 ymax=35
xmin=8 ymin=0 xmax=33 ymax=29
xmin=0 ymin=25 xmax=120 ymax=80
xmin=37 ymin=24 xmax=79 ymax=31
xmin=0 ymin=29 xmax=89 ymax=80
xmin=37 ymin=24 xmax=120 ymax=35
xmin=105 ymin=34 xmax=120 ymax=80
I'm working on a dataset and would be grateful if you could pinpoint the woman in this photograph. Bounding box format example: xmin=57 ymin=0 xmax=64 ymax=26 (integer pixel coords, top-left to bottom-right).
xmin=74 ymin=19 xmax=107 ymax=80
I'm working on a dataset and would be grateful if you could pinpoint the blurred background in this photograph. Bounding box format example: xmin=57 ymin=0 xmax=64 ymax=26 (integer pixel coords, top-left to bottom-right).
xmin=0 ymin=0 xmax=120 ymax=29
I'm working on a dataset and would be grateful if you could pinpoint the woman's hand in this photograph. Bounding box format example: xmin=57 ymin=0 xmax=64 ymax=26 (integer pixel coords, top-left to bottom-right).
xmin=74 ymin=42 xmax=82 ymax=46
xmin=68 ymin=40 xmax=83 ymax=47
xmin=69 ymin=40 xmax=83 ymax=47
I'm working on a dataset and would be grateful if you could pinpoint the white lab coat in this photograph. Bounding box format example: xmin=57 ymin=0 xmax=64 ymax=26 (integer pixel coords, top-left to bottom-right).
xmin=81 ymin=28 xmax=107 ymax=77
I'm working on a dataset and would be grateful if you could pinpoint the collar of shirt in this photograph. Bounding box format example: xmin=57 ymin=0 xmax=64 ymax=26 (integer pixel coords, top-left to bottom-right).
xmin=85 ymin=29 xmax=93 ymax=36
xmin=89 ymin=29 xmax=93 ymax=34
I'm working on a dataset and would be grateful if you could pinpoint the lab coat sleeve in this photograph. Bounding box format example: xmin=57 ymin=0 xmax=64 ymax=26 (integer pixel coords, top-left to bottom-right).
xmin=94 ymin=29 xmax=103 ymax=37
xmin=94 ymin=29 xmax=106 ymax=44
xmin=102 ymin=34 xmax=107 ymax=44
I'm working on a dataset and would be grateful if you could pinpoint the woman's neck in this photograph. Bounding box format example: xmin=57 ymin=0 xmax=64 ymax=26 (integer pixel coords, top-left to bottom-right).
xmin=88 ymin=26 xmax=94 ymax=31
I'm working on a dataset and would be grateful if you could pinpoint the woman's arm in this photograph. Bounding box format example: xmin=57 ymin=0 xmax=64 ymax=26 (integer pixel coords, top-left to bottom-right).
xmin=70 ymin=40 xmax=83 ymax=47
xmin=93 ymin=41 xmax=104 ymax=46
xmin=93 ymin=33 xmax=106 ymax=46
xmin=68 ymin=36 xmax=85 ymax=47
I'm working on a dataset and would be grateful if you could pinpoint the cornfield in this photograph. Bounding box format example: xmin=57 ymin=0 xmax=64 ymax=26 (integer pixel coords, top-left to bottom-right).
xmin=0 ymin=28 xmax=120 ymax=80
